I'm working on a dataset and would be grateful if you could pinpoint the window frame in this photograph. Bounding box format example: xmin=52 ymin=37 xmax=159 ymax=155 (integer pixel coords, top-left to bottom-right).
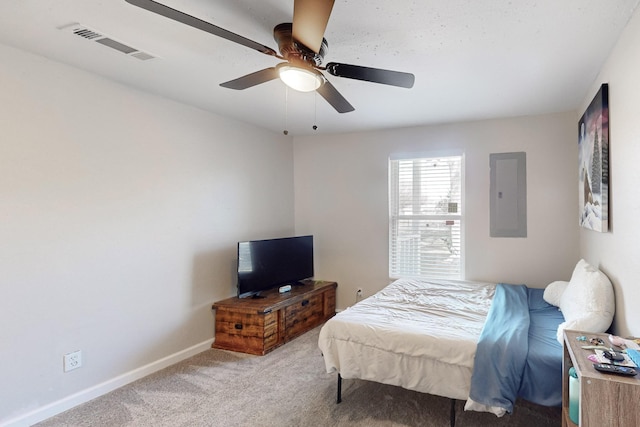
xmin=388 ymin=151 xmax=465 ymax=280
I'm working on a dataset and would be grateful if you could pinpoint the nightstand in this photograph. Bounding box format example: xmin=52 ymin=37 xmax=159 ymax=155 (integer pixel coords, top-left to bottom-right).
xmin=562 ymin=329 xmax=640 ymax=426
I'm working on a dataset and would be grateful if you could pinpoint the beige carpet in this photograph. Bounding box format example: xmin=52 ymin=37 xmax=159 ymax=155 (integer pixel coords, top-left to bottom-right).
xmin=36 ymin=326 xmax=560 ymax=426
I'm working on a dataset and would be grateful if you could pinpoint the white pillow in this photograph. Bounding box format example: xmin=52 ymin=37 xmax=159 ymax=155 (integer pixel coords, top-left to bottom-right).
xmin=556 ymin=259 xmax=615 ymax=343
xmin=543 ymin=281 xmax=569 ymax=307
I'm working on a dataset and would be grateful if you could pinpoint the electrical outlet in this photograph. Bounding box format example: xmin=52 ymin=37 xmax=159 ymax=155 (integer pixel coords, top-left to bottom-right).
xmin=64 ymin=350 xmax=82 ymax=372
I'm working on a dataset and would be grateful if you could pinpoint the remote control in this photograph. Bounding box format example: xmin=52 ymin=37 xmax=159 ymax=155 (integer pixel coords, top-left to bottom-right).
xmin=278 ymin=284 xmax=292 ymax=293
xmin=593 ymin=363 xmax=637 ymax=376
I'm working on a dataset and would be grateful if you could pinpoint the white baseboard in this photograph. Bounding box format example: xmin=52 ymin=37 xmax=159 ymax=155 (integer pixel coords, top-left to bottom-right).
xmin=2 ymin=339 xmax=214 ymax=427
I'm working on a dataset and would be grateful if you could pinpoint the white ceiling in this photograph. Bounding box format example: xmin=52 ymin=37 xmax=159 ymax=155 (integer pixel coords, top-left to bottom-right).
xmin=0 ymin=0 xmax=638 ymax=135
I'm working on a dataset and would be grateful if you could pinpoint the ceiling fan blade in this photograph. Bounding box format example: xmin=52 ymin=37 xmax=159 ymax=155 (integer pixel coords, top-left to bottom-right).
xmin=316 ymin=80 xmax=355 ymax=113
xmin=292 ymin=0 xmax=335 ymax=53
xmin=125 ymin=0 xmax=277 ymax=57
xmin=325 ymin=62 xmax=415 ymax=88
xmin=220 ymin=68 xmax=279 ymax=90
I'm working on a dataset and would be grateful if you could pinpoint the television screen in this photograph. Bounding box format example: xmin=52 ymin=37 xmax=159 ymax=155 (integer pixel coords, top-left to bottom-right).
xmin=237 ymin=235 xmax=314 ymax=298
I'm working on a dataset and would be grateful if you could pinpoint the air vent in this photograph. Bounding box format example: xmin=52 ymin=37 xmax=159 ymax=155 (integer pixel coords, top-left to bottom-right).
xmin=59 ymin=23 xmax=158 ymax=61
xmin=72 ymin=28 xmax=102 ymax=40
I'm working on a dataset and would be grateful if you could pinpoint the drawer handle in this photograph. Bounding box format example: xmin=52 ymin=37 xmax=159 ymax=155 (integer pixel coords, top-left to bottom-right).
xmin=234 ymin=323 xmax=243 ymax=330
xmin=301 ymin=299 xmax=309 ymax=307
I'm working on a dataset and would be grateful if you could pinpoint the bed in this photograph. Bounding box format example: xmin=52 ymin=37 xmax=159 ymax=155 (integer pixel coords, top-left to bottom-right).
xmin=318 ymin=261 xmax=615 ymax=423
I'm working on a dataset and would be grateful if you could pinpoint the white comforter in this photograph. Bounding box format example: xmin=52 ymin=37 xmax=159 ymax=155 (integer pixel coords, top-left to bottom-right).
xmin=318 ymin=278 xmax=496 ymax=400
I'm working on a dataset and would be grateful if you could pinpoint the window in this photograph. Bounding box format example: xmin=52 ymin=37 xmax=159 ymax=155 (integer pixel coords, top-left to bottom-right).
xmin=389 ymin=153 xmax=464 ymax=279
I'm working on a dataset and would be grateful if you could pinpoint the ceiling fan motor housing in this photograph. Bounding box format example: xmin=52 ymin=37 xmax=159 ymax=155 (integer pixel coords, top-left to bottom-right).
xmin=273 ymin=23 xmax=327 ymax=67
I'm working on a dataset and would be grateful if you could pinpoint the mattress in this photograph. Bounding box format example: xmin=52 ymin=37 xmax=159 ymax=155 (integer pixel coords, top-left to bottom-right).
xmin=318 ymin=278 xmax=496 ymax=400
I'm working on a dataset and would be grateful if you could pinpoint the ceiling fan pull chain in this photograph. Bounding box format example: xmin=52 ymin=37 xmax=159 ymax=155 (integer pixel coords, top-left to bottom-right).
xmin=283 ymin=86 xmax=289 ymax=135
xmin=313 ymin=91 xmax=318 ymax=131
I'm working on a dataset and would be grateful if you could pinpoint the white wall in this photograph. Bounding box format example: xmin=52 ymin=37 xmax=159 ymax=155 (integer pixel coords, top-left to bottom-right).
xmin=578 ymin=6 xmax=640 ymax=338
xmin=294 ymin=113 xmax=579 ymax=309
xmin=0 ymin=44 xmax=294 ymax=425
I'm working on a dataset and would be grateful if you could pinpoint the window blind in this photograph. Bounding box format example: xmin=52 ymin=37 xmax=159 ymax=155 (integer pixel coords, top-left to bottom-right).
xmin=389 ymin=154 xmax=463 ymax=279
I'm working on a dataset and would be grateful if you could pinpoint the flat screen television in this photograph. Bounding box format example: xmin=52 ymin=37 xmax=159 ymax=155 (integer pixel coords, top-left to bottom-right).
xmin=237 ymin=235 xmax=314 ymax=298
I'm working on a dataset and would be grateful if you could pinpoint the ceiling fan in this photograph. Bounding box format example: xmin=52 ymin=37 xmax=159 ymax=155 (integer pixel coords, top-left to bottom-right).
xmin=124 ymin=0 xmax=415 ymax=113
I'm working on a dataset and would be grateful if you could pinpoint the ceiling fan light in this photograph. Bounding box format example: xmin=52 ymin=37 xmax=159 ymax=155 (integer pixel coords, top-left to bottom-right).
xmin=277 ymin=64 xmax=324 ymax=92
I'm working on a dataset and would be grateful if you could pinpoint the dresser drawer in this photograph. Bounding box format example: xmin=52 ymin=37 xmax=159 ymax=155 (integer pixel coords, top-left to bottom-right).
xmin=214 ymin=309 xmax=278 ymax=355
xmin=285 ymin=294 xmax=324 ymax=340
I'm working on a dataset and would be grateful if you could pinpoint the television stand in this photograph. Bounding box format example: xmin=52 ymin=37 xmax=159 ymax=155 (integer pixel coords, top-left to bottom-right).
xmin=211 ymin=280 xmax=337 ymax=355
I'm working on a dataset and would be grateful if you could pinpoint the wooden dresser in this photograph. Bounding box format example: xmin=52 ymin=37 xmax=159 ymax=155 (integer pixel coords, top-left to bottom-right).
xmin=212 ymin=280 xmax=337 ymax=355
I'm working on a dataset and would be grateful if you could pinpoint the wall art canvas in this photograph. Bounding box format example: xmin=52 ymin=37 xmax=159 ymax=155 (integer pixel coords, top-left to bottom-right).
xmin=578 ymin=83 xmax=609 ymax=232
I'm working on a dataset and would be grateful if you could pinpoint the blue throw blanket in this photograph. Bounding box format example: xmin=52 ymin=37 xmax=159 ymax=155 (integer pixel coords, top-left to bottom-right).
xmin=468 ymin=283 xmax=563 ymax=414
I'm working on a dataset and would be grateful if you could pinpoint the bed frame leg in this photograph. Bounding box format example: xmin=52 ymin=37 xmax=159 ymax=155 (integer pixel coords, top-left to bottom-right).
xmin=450 ymin=399 xmax=456 ymax=427
xmin=334 ymin=373 xmax=454 ymax=425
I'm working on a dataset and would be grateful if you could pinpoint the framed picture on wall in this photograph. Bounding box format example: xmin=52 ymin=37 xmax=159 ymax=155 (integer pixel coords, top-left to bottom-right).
xmin=578 ymin=83 xmax=609 ymax=232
